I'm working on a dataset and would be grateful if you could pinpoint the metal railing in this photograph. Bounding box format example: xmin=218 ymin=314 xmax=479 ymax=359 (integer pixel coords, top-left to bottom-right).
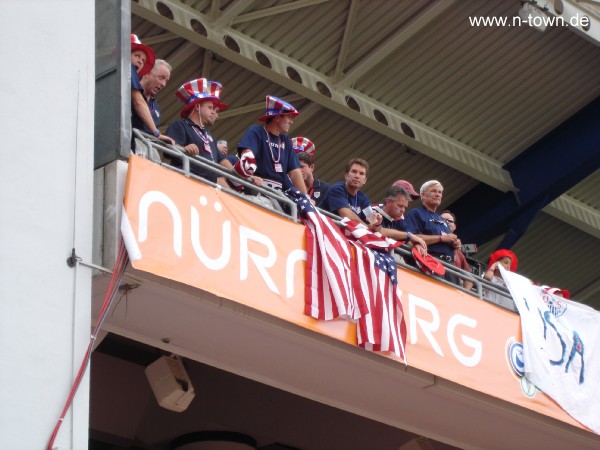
xmin=131 ymin=130 xmax=516 ymax=313
xmin=134 ymin=129 xmax=298 ymax=221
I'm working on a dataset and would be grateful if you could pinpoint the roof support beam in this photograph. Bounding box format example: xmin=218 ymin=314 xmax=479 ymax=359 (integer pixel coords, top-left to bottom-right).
xmin=544 ymin=195 xmax=600 ymax=240
xmin=335 ymin=0 xmax=457 ymax=88
xmin=209 ymin=0 xmax=220 ymax=20
xmin=201 ymin=49 xmax=213 ymax=78
xmin=210 ymin=0 xmax=252 ymax=30
xmin=333 ymin=0 xmax=360 ymax=82
xmin=142 ymin=32 xmax=179 ymax=45
xmin=132 ymin=0 xmax=514 ymax=192
xmin=232 ymin=0 xmax=330 ymax=25
xmin=525 ymin=0 xmax=600 ymax=46
xmin=163 ymin=41 xmax=198 ymax=72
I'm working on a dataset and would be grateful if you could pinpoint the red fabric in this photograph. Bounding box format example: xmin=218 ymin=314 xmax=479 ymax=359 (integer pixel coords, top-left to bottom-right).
xmin=301 ymin=199 xmax=364 ymax=321
xmin=454 ymin=249 xmax=470 ymax=272
xmin=287 ymin=188 xmax=407 ymax=360
xmin=488 ymin=249 xmax=518 ymax=271
xmin=341 ymin=219 xmax=406 ymax=360
xmin=545 ymin=286 xmax=571 ymax=299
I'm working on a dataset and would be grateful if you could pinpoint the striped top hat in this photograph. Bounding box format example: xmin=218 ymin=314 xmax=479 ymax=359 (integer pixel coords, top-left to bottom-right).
xmin=175 ymin=78 xmax=229 ymax=118
xmin=291 ymin=137 xmax=315 ymax=156
xmin=258 ymin=95 xmax=299 ymax=122
xmin=130 ymin=34 xmax=156 ymax=77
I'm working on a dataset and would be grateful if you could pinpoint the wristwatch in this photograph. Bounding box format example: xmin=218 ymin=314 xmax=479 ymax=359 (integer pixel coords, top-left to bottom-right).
xmin=153 ymin=129 xmax=161 ymax=137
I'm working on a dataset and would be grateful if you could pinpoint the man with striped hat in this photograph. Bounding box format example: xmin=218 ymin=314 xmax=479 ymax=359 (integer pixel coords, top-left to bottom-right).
xmin=237 ymin=96 xmax=306 ymax=194
xmin=166 ymin=78 xmax=233 ymax=186
xmin=292 ymin=137 xmax=329 ymax=206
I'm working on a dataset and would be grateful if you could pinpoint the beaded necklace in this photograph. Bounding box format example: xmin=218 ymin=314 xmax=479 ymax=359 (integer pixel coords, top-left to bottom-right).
xmin=191 ymin=121 xmax=212 ymax=156
xmin=264 ymin=127 xmax=282 ymax=163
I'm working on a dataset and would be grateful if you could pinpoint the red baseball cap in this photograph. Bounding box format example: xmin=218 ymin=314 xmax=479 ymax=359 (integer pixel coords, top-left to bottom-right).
xmin=393 ymin=180 xmax=419 ymax=198
xmin=412 ymin=247 xmax=446 ymax=276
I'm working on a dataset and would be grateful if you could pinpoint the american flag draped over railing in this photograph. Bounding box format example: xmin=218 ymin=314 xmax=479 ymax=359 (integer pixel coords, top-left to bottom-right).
xmin=341 ymin=219 xmax=406 ymax=359
xmin=286 ymin=188 xmax=364 ymax=320
xmin=285 ymin=188 xmax=407 ymax=360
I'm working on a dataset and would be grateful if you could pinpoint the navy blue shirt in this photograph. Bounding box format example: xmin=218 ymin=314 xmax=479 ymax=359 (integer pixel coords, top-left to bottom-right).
xmin=166 ymin=119 xmax=225 ymax=183
xmin=130 ymin=66 xmax=160 ymax=132
xmin=130 ymin=64 xmax=146 ymax=152
xmin=404 ymin=206 xmax=454 ymax=257
xmin=311 ymin=177 xmax=329 ymax=207
xmin=320 ymin=181 xmax=371 ymax=221
xmin=132 ymin=95 xmax=160 ymax=133
xmin=131 ymin=64 xmax=143 ymax=94
xmin=237 ymin=125 xmax=300 ymax=191
xmin=373 ymin=205 xmax=407 ymax=232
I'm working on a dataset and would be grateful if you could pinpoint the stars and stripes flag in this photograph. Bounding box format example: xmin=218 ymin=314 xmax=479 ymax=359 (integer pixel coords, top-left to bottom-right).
xmin=285 ymin=188 xmax=407 ymax=360
xmin=285 ymin=188 xmax=366 ymax=321
xmin=341 ymin=219 xmax=407 ymax=360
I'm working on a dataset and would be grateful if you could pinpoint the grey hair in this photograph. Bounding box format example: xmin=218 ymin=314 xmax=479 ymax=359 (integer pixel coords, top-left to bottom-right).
xmin=420 ymin=179 xmax=443 ymax=195
xmin=152 ymin=59 xmax=172 ymax=72
xmin=384 ymin=185 xmax=411 ymax=202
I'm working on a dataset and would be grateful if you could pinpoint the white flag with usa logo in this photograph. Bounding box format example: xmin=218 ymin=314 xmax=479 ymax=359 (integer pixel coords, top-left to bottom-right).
xmin=501 ymin=266 xmax=600 ymax=434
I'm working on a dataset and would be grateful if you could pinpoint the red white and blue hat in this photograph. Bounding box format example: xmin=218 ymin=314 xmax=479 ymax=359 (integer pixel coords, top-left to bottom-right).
xmin=258 ymin=95 xmax=299 ymax=122
xmin=541 ymin=285 xmax=571 ymax=299
xmin=176 ymin=78 xmax=229 ymax=118
xmin=291 ymin=137 xmax=315 ymax=156
xmin=130 ymin=34 xmax=156 ymax=78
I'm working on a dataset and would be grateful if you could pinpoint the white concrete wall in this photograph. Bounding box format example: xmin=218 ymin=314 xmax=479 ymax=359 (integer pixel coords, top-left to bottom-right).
xmin=0 ymin=1 xmax=95 ymax=449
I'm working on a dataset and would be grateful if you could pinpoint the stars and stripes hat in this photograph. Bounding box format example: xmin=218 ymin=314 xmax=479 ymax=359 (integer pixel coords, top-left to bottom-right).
xmin=130 ymin=34 xmax=156 ymax=78
xmin=175 ymin=78 xmax=229 ymax=118
xmin=258 ymin=95 xmax=299 ymax=122
xmin=291 ymin=137 xmax=315 ymax=156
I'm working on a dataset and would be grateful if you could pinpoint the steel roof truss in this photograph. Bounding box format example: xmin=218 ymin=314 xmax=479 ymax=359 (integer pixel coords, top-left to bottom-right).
xmin=133 ymin=0 xmax=515 ymax=193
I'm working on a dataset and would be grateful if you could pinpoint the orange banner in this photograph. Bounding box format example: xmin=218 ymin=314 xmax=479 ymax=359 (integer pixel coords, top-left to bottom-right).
xmin=121 ymin=155 xmax=582 ymax=429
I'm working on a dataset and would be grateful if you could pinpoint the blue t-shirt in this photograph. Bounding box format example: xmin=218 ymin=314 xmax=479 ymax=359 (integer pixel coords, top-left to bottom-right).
xmin=237 ymin=125 xmax=300 ymax=190
xmin=320 ymin=181 xmax=371 ymax=221
xmin=130 ymin=65 xmax=160 ymax=130
xmin=131 ymin=64 xmax=143 ymax=92
xmin=373 ymin=205 xmax=407 ymax=232
xmin=311 ymin=178 xmax=329 ymax=208
xmin=132 ymin=95 xmax=160 ymax=133
xmin=130 ymin=64 xmax=145 ymax=152
xmin=404 ymin=206 xmax=454 ymax=257
xmin=166 ymin=119 xmax=225 ymax=183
